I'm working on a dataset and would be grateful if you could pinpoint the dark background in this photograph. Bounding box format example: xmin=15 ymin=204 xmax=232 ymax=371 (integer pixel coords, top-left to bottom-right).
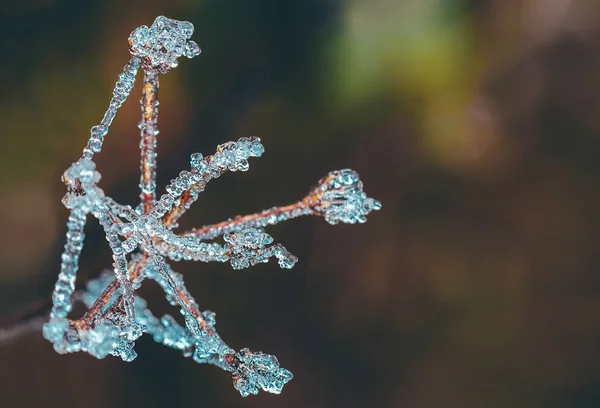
xmin=2 ymin=0 xmax=600 ymax=407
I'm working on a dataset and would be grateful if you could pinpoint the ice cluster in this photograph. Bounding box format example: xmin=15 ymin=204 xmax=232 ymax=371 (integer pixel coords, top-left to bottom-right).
xmin=311 ymin=169 xmax=382 ymax=225
xmin=129 ymin=16 xmax=201 ymax=73
xmin=43 ymin=16 xmax=380 ymax=397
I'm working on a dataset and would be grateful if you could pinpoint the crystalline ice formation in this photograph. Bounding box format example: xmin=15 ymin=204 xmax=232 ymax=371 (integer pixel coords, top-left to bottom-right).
xmin=309 ymin=169 xmax=382 ymax=225
xmin=228 ymin=348 xmax=294 ymax=396
xmin=129 ymin=16 xmax=201 ymax=73
xmin=43 ymin=16 xmax=381 ymax=397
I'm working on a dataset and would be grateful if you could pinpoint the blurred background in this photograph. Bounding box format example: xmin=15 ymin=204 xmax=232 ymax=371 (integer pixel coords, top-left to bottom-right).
xmin=1 ymin=0 xmax=600 ymax=407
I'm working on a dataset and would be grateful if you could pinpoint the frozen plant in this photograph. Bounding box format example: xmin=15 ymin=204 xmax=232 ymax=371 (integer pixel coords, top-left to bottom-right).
xmin=43 ymin=16 xmax=381 ymax=397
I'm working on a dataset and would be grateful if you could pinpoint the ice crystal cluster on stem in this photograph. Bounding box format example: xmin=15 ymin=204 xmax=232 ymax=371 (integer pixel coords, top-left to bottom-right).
xmin=43 ymin=16 xmax=381 ymax=397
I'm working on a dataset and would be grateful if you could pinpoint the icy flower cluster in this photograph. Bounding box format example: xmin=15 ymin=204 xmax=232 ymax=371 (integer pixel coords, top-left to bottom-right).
xmin=225 ymin=228 xmax=298 ymax=270
xmin=44 ymin=16 xmax=380 ymax=397
xmin=310 ymin=169 xmax=382 ymax=225
xmin=129 ymin=16 xmax=201 ymax=73
xmin=229 ymin=348 xmax=294 ymax=397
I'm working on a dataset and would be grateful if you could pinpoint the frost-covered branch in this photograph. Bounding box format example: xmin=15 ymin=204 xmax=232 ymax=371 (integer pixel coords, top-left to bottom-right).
xmin=39 ymin=15 xmax=381 ymax=397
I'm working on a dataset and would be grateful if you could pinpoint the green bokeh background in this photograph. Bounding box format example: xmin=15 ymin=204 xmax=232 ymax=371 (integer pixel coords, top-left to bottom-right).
xmin=2 ymin=1 xmax=600 ymax=407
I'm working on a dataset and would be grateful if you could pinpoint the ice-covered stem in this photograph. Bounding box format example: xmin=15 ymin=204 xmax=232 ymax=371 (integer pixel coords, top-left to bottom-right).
xmin=82 ymin=58 xmax=140 ymax=160
xmin=82 ymin=253 xmax=149 ymax=326
xmin=50 ymin=209 xmax=86 ymax=319
xmin=143 ymin=254 xmax=211 ymax=334
xmin=76 ymin=13 xmax=207 ymax=322
xmin=138 ymin=307 xmax=194 ymax=352
xmin=97 ymin=266 xmax=292 ymax=394
xmin=94 ymin=211 xmax=135 ymax=320
xmin=180 ymin=168 xmax=382 ymax=241
xmin=85 ymin=225 xmax=298 ymax=330
xmin=155 ymin=227 xmax=298 ymax=269
xmin=157 ymin=137 xmax=265 ymax=226
xmin=139 ymin=70 xmax=159 ymax=214
xmin=183 ymin=201 xmax=313 ymax=241
xmin=50 ymin=158 xmax=105 ymax=320
xmin=129 ymin=15 xmax=201 ymax=212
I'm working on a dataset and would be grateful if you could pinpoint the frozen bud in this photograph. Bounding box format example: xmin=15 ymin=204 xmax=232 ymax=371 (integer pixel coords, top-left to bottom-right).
xmin=228 ymin=349 xmax=293 ymax=397
xmin=275 ymin=247 xmax=298 ymax=269
xmin=310 ymin=169 xmax=381 ymax=225
xmin=129 ymin=16 xmax=200 ymax=73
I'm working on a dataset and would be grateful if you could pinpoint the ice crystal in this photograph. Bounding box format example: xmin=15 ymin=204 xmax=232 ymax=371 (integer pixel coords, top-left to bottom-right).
xmin=43 ymin=16 xmax=381 ymax=397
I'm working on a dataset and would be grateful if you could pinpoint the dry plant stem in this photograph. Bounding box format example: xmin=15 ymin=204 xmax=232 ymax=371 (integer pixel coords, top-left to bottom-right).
xmin=140 ymin=71 xmax=159 ymax=215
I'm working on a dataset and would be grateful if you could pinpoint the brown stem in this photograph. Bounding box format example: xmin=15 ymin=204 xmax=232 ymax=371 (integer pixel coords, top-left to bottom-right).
xmin=140 ymin=71 xmax=159 ymax=215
